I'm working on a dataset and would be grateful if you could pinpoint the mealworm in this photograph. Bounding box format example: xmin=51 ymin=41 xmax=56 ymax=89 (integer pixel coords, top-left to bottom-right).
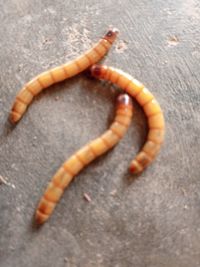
xmin=35 ymin=94 xmax=133 ymax=225
xmin=90 ymin=65 xmax=165 ymax=174
xmin=10 ymin=28 xmax=119 ymax=123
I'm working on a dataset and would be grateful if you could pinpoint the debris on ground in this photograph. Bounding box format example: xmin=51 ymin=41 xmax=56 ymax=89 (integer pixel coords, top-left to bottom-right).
xmin=64 ymin=257 xmax=68 ymax=263
xmin=181 ymin=187 xmax=187 ymax=196
xmin=42 ymin=37 xmax=52 ymax=45
xmin=63 ymin=22 xmax=92 ymax=58
xmin=167 ymin=35 xmax=179 ymax=46
xmin=110 ymin=189 xmax=117 ymax=196
xmin=83 ymin=193 xmax=92 ymax=202
xmin=115 ymin=40 xmax=128 ymax=53
xmin=0 ymin=175 xmax=16 ymax=188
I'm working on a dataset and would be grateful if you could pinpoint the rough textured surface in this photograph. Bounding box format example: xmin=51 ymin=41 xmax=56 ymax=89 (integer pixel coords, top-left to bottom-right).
xmin=1 ymin=1 xmax=200 ymax=266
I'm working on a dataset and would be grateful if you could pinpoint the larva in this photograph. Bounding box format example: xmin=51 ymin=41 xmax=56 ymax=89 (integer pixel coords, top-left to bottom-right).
xmin=10 ymin=28 xmax=119 ymax=123
xmin=90 ymin=65 xmax=165 ymax=174
xmin=35 ymin=94 xmax=133 ymax=224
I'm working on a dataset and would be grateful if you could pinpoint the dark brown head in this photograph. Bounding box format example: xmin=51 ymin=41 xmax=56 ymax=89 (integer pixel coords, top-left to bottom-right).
xmin=90 ymin=64 xmax=108 ymax=78
xmin=103 ymin=28 xmax=119 ymax=44
xmin=117 ymin=94 xmax=133 ymax=107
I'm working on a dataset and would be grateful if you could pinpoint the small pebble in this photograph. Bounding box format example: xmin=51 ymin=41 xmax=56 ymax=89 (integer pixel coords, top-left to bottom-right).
xmin=83 ymin=193 xmax=92 ymax=202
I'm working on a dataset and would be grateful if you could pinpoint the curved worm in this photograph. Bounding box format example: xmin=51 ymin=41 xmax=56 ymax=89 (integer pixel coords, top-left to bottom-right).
xmin=10 ymin=28 xmax=119 ymax=123
xmin=35 ymin=94 xmax=133 ymax=225
xmin=90 ymin=65 xmax=165 ymax=174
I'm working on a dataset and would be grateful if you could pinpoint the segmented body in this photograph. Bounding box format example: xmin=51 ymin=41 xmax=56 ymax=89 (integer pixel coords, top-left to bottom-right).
xmin=90 ymin=65 xmax=165 ymax=174
xmin=35 ymin=94 xmax=133 ymax=224
xmin=10 ymin=28 xmax=119 ymax=123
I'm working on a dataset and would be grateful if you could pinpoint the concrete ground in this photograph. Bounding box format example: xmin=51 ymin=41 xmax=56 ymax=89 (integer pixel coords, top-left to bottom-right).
xmin=0 ymin=0 xmax=200 ymax=266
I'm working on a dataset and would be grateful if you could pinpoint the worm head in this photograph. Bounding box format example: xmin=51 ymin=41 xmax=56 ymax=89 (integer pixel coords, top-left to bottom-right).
xmin=103 ymin=28 xmax=119 ymax=44
xmin=90 ymin=64 xmax=107 ymax=78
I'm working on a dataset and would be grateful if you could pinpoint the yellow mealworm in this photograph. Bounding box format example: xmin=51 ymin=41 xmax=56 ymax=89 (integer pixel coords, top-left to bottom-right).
xmin=35 ymin=94 xmax=133 ymax=225
xmin=90 ymin=65 xmax=165 ymax=174
xmin=10 ymin=28 xmax=119 ymax=123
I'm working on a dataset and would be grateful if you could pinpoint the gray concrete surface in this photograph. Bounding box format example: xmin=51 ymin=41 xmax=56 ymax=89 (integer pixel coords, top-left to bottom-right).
xmin=1 ymin=0 xmax=200 ymax=266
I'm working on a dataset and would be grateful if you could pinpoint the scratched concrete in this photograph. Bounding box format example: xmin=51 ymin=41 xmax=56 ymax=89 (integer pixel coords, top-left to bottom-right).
xmin=0 ymin=0 xmax=200 ymax=267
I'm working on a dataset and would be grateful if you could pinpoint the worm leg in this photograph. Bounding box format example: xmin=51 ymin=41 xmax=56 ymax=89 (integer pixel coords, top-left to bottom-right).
xmin=90 ymin=65 xmax=165 ymax=174
xmin=10 ymin=28 xmax=119 ymax=123
xmin=35 ymin=94 xmax=133 ymax=225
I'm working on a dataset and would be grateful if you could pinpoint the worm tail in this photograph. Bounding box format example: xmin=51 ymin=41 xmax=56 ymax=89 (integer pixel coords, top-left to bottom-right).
xmin=35 ymin=93 xmax=133 ymax=225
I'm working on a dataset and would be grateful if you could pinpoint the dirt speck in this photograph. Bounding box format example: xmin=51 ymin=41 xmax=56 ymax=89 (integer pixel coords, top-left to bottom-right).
xmin=0 ymin=175 xmax=15 ymax=188
xmin=64 ymin=257 xmax=68 ymax=263
xmin=42 ymin=37 xmax=52 ymax=45
xmin=83 ymin=193 xmax=92 ymax=202
xmin=115 ymin=40 xmax=128 ymax=53
xmin=110 ymin=189 xmax=117 ymax=196
xmin=181 ymin=187 xmax=187 ymax=196
xmin=62 ymin=22 xmax=92 ymax=58
xmin=167 ymin=35 xmax=179 ymax=46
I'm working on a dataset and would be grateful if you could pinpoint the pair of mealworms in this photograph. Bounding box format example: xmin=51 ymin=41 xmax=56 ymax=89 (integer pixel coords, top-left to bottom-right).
xmin=10 ymin=28 xmax=165 ymax=224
